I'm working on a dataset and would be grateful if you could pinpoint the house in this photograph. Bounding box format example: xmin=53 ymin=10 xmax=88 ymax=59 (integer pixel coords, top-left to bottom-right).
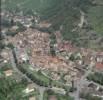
xmin=4 ymin=69 xmax=13 ymax=77
xmin=51 ymin=72 xmax=60 ymax=80
xmin=76 ymin=60 xmax=83 ymax=65
xmin=0 ymin=49 xmax=10 ymax=62
xmin=25 ymin=83 xmax=35 ymax=93
xmin=52 ymin=87 xmax=66 ymax=95
xmin=29 ymin=96 xmax=36 ymax=100
xmin=96 ymin=57 xmax=103 ymax=63
xmin=88 ymin=83 xmax=97 ymax=89
xmin=95 ymin=62 xmax=103 ymax=71
xmin=37 ymin=21 xmax=51 ymax=28
xmin=10 ymin=26 xmax=19 ymax=32
xmin=23 ymin=20 xmax=32 ymax=28
xmin=75 ymin=52 xmax=82 ymax=60
xmin=64 ymin=75 xmax=72 ymax=86
xmin=96 ymin=53 xmax=103 ymax=63
xmin=13 ymin=15 xmax=33 ymax=28
xmin=14 ymin=47 xmax=29 ymax=63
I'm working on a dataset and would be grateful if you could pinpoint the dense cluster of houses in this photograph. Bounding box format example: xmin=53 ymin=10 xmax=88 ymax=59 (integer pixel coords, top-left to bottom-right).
xmin=1 ymin=11 xmax=37 ymax=28
xmin=5 ymin=26 xmax=103 ymax=87
xmin=8 ymin=29 xmax=79 ymax=86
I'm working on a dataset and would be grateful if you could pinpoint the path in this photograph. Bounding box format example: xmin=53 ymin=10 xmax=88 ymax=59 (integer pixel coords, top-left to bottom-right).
xmin=78 ymin=10 xmax=85 ymax=28
xmin=70 ymin=63 xmax=94 ymax=100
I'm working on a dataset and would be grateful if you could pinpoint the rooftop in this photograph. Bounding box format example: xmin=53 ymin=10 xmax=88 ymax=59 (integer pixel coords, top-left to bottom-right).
xmin=95 ymin=62 xmax=103 ymax=70
xmin=4 ymin=69 xmax=13 ymax=77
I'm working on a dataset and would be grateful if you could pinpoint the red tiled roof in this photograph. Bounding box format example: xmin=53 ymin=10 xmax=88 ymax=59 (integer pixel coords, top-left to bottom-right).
xmin=96 ymin=63 xmax=103 ymax=70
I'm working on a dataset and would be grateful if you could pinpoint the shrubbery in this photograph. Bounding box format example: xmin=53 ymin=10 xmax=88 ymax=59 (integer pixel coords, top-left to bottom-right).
xmin=87 ymin=72 xmax=103 ymax=85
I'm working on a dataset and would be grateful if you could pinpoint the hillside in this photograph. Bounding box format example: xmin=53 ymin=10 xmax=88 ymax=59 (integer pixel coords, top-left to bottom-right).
xmin=1 ymin=0 xmax=54 ymax=13
xmin=1 ymin=0 xmax=103 ymax=50
xmin=41 ymin=0 xmax=103 ymax=49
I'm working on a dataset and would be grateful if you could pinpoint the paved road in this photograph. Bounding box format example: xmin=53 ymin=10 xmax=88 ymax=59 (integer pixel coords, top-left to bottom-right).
xmin=78 ymin=10 xmax=85 ymax=28
xmin=70 ymin=64 xmax=93 ymax=100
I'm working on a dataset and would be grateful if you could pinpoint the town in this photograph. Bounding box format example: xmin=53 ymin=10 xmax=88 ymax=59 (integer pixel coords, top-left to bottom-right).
xmin=0 ymin=10 xmax=103 ymax=100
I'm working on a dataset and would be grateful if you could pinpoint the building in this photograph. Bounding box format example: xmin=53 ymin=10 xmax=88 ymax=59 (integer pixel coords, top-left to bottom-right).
xmin=37 ymin=21 xmax=51 ymax=28
xmin=29 ymin=96 xmax=36 ymax=100
xmin=25 ymin=83 xmax=35 ymax=93
xmin=10 ymin=26 xmax=19 ymax=32
xmin=95 ymin=62 xmax=103 ymax=71
xmin=0 ymin=49 xmax=10 ymax=63
xmin=4 ymin=69 xmax=13 ymax=77
xmin=96 ymin=53 xmax=103 ymax=63
xmin=14 ymin=47 xmax=29 ymax=63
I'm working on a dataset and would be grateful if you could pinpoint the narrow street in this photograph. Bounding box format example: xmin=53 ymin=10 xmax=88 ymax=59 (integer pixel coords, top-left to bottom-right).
xmin=78 ymin=10 xmax=85 ymax=28
xmin=70 ymin=64 xmax=94 ymax=100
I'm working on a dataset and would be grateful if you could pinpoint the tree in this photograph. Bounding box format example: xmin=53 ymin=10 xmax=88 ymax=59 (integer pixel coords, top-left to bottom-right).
xmin=0 ymin=42 xmax=5 ymax=49
xmin=6 ymin=31 xmax=17 ymax=37
xmin=0 ymin=33 xmax=4 ymax=40
xmin=69 ymin=54 xmax=75 ymax=61
xmin=50 ymin=46 xmax=56 ymax=56
xmin=7 ymin=43 xmax=14 ymax=49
